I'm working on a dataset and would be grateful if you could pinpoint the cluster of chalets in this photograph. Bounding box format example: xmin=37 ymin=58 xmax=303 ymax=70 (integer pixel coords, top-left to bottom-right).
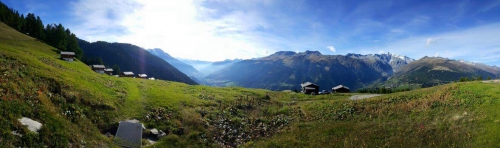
xmin=60 ymin=52 xmax=153 ymax=79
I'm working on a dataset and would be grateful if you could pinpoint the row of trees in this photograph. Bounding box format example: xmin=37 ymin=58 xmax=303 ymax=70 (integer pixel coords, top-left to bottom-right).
xmin=356 ymin=87 xmax=413 ymax=94
xmin=459 ymin=75 xmax=492 ymax=82
xmin=0 ymin=2 xmax=83 ymax=59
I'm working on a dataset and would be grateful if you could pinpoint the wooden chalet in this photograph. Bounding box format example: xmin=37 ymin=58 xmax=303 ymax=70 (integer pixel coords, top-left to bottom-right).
xmin=332 ymin=85 xmax=350 ymax=93
xmin=300 ymin=82 xmax=319 ymax=95
xmin=60 ymin=51 xmax=75 ymax=61
xmin=91 ymin=65 xmax=106 ymax=74
xmin=121 ymin=71 xmax=135 ymax=77
xmin=104 ymin=68 xmax=113 ymax=75
xmin=138 ymin=74 xmax=148 ymax=79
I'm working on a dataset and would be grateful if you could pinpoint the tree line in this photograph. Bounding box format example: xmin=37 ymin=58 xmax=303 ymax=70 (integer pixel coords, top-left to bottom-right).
xmin=356 ymin=86 xmax=413 ymax=94
xmin=0 ymin=2 xmax=83 ymax=59
xmin=458 ymin=75 xmax=491 ymax=82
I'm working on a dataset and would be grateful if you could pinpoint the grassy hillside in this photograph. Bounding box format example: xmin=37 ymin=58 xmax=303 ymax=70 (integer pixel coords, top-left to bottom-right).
xmin=0 ymin=22 xmax=343 ymax=147
xmin=2 ymin=21 xmax=500 ymax=147
xmin=251 ymin=82 xmax=500 ymax=147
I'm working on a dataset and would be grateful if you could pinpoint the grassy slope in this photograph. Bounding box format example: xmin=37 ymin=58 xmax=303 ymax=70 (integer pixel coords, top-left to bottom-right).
xmin=1 ymin=22 xmax=500 ymax=147
xmin=251 ymin=82 xmax=500 ymax=147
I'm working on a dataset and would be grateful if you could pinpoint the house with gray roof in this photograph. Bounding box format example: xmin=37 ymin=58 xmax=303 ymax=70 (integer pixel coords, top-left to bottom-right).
xmin=104 ymin=68 xmax=113 ymax=75
xmin=121 ymin=71 xmax=135 ymax=77
xmin=300 ymin=82 xmax=319 ymax=95
xmin=91 ymin=65 xmax=106 ymax=74
xmin=332 ymin=85 xmax=350 ymax=93
xmin=138 ymin=74 xmax=147 ymax=79
xmin=60 ymin=51 xmax=75 ymax=61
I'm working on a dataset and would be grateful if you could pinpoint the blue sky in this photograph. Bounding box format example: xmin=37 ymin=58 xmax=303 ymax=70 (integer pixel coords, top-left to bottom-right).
xmin=3 ymin=0 xmax=500 ymax=66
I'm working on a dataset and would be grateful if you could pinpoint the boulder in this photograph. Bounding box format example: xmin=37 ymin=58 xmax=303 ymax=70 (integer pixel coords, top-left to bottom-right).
xmin=18 ymin=117 xmax=42 ymax=133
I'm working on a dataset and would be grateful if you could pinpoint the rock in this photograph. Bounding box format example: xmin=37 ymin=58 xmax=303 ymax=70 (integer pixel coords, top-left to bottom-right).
xmin=157 ymin=130 xmax=166 ymax=138
xmin=11 ymin=131 xmax=22 ymax=137
xmin=150 ymin=128 xmax=159 ymax=135
xmin=18 ymin=117 xmax=42 ymax=133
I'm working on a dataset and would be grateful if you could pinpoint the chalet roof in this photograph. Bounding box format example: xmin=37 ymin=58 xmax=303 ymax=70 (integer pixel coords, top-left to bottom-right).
xmin=300 ymin=82 xmax=318 ymax=88
xmin=333 ymin=85 xmax=350 ymax=90
xmin=138 ymin=74 xmax=147 ymax=78
xmin=122 ymin=72 xmax=134 ymax=75
xmin=114 ymin=121 xmax=143 ymax=148
xmin=104 ymin=68 xmax=113 ymax=72
xmin=60 ymin=51 xmax=75 ymax=55
xmin=92 ymin=65 xmax=105 ymax=69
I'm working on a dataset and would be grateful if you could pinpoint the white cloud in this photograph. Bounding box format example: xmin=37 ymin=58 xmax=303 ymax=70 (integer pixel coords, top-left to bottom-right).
xmin=426 ymin=38 xmax=438 ymax=46
xmin=327 ymin=46 xmax=336 ymax=52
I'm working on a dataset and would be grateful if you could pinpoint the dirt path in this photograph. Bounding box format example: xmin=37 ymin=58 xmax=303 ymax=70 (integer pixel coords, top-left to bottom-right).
xmin=349 ymin=94 xmax=381 ymax=100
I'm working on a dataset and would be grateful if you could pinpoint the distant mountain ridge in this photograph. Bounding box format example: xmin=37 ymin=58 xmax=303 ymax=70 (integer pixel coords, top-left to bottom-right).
xmin=384 ymin=56 xmax=500 ymax=87
xmin=78 ymin=39 xmax=198 ymax=85
xmin=347 ymin=52 xmax=414 ymax=74
xmin=206 ymin=51 xmax=412 ymax=91
xmin=147 ymin=48 xmax=203 ymax=79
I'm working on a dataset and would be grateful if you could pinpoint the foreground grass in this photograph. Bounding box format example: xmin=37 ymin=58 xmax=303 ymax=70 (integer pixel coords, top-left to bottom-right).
xmin=251 ymin=82 xmax=500 ymax=147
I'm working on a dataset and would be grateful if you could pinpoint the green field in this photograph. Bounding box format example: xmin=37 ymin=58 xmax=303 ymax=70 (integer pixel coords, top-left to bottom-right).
xmin=1 ymin=22 xmax=500 ymax=147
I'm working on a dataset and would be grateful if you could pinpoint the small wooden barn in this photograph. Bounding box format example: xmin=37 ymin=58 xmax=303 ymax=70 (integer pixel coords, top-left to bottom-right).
xmin=91 ymin=65 xmax=106 ymax=74
xmin=121 ymin=71 xmax=135 ymax=77
xmin=300 ymin=82 xmax=319 ymax=95
xmin=104 ymin=68 xmax=113 ymax=75
xmin=60 ymin=51 xmax=75 ymax=61
xmin=138 ymin=74 xmax=148 ymax=79
xmin=114 ymin=121 xmax=143 ymax=148
xmin=332 ymin=85 xmax=350 ymax=93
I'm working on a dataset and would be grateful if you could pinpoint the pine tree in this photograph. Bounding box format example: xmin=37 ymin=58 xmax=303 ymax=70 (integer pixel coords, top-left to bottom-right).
xmin=112 ymin=64 xmax=121 ymax=75
xmin=476 ymin=75 xmax=483 ymax=81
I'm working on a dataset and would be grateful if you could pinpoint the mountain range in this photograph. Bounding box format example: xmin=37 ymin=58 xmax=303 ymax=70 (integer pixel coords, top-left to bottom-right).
xmin=205 ymin=51 xmax=412 ymax=91
xmin=204 ymin=51 xmax=499 ymax=91
xmin=384 ymin=56 xmax=500 ymax=87
xmin=77 ymin=40 xmax=198 ymax=85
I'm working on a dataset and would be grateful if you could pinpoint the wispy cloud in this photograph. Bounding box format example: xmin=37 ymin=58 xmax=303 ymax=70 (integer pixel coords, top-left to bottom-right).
xmin=426 ymin=38 xmax=438 ymax=46
xmin=327 ymin=46 xmax=336 ymax=52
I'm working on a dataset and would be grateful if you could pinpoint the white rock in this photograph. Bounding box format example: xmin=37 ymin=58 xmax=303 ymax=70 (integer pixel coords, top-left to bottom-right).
xmin=150 ymin=128 xmax=159 ymax=135
xmin=18 ymin=117 xmax=42 ymax=133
